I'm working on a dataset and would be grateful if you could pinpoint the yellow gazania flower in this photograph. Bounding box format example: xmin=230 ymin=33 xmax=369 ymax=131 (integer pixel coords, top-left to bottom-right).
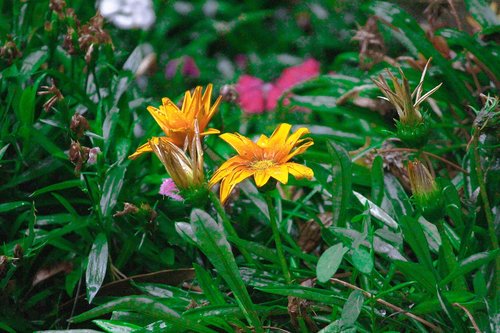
xmin=209 ymin=123 xmax=314 ymax=204
xmin=129 ymin=84 xmax=221 ymax=159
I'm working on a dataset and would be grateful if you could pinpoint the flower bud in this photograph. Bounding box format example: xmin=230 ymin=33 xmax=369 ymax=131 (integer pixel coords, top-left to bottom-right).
xmin=372 ymin=58 xmax=442 ymax=147
xmin=407 ymin=160 xmax=444 ymax=221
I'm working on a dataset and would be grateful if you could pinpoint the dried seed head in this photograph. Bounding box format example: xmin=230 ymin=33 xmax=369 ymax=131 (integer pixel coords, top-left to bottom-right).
xmin=113 ymin=203 xmax=139 ymax=218
xmin=38 ymin=79 xmax=64 ymax=112
xmin=70 ymin=113 xmax=90 ymax=137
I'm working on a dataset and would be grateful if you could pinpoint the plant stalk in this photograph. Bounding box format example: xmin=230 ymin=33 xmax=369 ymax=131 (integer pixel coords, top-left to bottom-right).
xmin=265 ymin=192 xmax=292 ymax=284
xmin=208 ymin=190 xmax=256 ymax=266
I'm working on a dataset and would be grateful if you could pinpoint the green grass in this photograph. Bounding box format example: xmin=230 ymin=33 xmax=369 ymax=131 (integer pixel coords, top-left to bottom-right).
xmin=1 ymin=0 xmax=499 ymax=332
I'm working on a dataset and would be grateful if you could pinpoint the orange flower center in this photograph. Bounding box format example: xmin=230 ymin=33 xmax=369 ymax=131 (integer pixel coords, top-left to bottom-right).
xmin=250 ymin=159 xmax=275 ymax=170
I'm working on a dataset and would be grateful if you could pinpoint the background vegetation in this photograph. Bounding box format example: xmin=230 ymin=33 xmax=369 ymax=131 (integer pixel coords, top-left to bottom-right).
xmin=0 ymin=0 xmax=499 ymax=332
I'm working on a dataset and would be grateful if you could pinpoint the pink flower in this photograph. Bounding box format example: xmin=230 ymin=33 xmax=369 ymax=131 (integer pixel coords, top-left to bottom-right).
xmin=159 ymin=178 xmax=183 ymax=201
xmin=87 ymin=147 xmax=101 ymax=165
xmin=267 ymin=58 xmax=320 ymax=110
xmin=235 ymin=59 xmax=320 ymax=113
xmin=165 ymin=56 xmax=200 ymax=79
xmin=235 ymin=75 xmax=274 ymax=114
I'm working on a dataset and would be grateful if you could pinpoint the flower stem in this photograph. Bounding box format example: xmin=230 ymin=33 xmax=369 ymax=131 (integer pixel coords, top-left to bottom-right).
xmin=265 ymin=191 xmax=292 ymax=284
xmin=208 ymin=190 xmax=256 ymax=266
xmin=472 ymin=133 xmax=500 ymax=294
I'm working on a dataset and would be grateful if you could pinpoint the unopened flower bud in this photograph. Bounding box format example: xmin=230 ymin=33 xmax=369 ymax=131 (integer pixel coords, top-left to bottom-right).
xmin=407 ymin=160 xmax=444 ymax=221
xmin=372 ymin=59 xmax=442 ymax=147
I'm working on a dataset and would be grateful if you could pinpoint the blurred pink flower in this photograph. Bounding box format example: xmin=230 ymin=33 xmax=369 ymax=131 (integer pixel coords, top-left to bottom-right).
xmin=267 ymin=58 xmax=320 ymax=109
xmin=165 ymin=56 xmax=200 ymax=79
xmin=235 ymin=75 xmax=274 ymax=114
xmin=235 ymin=58 xmax=320 ymax=114
xmin=159 ymin=178 xmax=183 ymax=201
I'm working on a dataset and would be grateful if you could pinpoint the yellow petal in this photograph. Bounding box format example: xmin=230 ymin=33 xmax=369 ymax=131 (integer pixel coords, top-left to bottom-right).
xmin=128 ymin=141 xmax=153 ymax=159
xmin=229 ymin=167 xmax=254 ymax=186
xmin=209 ymin=156 xmax=243 ymax=187
xmin=201 ymin=128 xmax=220 ymax=136
xmin=268 ymin=123 xmax=292 ymax=146
xmin=285 ymin=138 xmax=314 ymax=161
xmin=268 ymin=164 xmax=289 ymax=184
xmin=220 ymin=133 xmax=260 ymax=158
xmin=219 ymin=176 xmax=236 ymax=205
xmin=287 ymin=162 xmax=314 ymax=180
xmin=254 ymin=170 xmax=271 ymax=187
xmin=286 ymin=127 xmax=310 ymax=147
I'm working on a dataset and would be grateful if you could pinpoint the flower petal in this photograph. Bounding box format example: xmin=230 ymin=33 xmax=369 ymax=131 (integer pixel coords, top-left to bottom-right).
xmin=254 ymin=170 xmax=271 ymax=187
xmin=287 ymin=162 xmax=314 ymax=180
xmin=220 ymin=132 xmax=260 ymax=158
xmin=268 ymin=164 xmax=289 ymax=184
xmin=129 ymin=141 xmax=154 ymax=159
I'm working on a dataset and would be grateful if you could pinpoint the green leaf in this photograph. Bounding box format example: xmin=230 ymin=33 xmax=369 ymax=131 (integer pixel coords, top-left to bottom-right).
xmin=193 ymin=264 xmax=226 ymax=306
xmin=353 ymin=191 xmax=398 ymax=229
xmin=399 ymin=216 xmax=434 ymax=273
xmin=370 ymin=155 xmax=384 ymax=206
xmin=256 ymin=285 xmax=344 ymax=305
xmin=394 ymin=261 xmax=436 ymax=293
xmin=35 ymin=329 xmax=102 ymax=333
xmin=0 ymin=201 xmax=31 ymax=213
xmin=341 ymin=290 xmax=364 ymax=326
xmin=464 ymin=0 xmax=499 ymax=29
xmin=70 ymin=296 xmax=215 ymax=333
xmin=327 ymin=141 xmax=352 ymax=227
xmin=86 ymin=233 xmax=108 ymax=304
xmin=437 ymin=28 xmax=500 ymax=79
xmin=190 ymin=209 xmax=263 ymax=332
xmin=317 ymin=243 xmax=348 ymax=283
xmin=93 ymin=320 xmax=141 ymax=333
xmin=351 ymin=247 xmax=373 ymax=274
xmin=30 ymin=179 xmax=83 ymax=197
xmin=227 ymin=236 xmax=278 ymax=264
xmin=413 ymin=291 xmax=476 ymax=314
xmin=100 ymin=164 xmax=127 ymax=217
xmin=440 ymin=249 xmax=500 ymax=286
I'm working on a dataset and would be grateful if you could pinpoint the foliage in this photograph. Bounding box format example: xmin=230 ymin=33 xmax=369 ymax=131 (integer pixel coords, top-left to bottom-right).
xmin=0 ymin=0 xmax=499 ymax=332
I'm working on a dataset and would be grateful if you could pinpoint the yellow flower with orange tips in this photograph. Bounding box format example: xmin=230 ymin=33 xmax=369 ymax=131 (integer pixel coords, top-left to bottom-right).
xmin=129 ymin=84 xmax=221 ymax=160
xmin=209 ymin=123 xmax=314 ymax=204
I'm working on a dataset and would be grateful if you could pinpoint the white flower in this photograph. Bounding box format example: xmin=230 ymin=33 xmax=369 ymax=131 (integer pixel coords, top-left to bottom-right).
xmin=99 ymin=0 xmax=155 ymax=30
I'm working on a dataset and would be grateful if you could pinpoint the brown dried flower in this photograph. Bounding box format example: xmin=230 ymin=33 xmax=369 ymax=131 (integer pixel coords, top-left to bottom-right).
xmin=78 ymin=13 xmax=112 ymax=63
xmin=70 ymin=112 xmax=90 ymax=137
xmin=38 ymin=79 xmax=64 ymax=112
xmin=352 ymin=17 xmax=386 ymax=69
xmin=0 ymin=38 xmax=23 ymax=64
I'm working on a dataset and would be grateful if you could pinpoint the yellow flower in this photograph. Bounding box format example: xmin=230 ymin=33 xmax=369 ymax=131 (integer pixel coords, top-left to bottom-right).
xmin=209 ymin=123 xmax=314 ymax=204
xmin=147 ymin=121 xmax=205 ymax=190
xmin=129 ymin=84 xmax=221 ymax=159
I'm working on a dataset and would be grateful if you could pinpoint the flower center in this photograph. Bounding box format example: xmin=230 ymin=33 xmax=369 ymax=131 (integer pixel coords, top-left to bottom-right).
xmin=250 ymin=159 xmax=275 ymax=170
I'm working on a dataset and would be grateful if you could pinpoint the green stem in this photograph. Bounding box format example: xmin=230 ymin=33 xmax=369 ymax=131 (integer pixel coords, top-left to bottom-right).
xmin=472 ymin=133 xmax=500 ymax=293
xmin=264 ymin=192 xmax=292 ymax=284
xmin=208 ymin=190 xmax=256 ymax=266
